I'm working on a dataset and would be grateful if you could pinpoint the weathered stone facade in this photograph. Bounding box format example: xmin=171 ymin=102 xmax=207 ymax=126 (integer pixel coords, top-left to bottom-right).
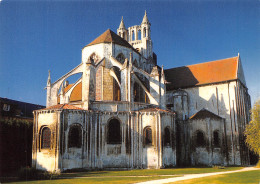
xmin=32 ymin=12 xmax=250 ymax=172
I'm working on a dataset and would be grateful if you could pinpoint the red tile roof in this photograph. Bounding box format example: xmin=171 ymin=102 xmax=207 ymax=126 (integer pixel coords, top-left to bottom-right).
xmin=64 ymin=84 xmax=74 ymax=93
xmin=57 ymin=84 xmax=74 ymax=104
xmin=85 ymin=29 xmax=137 ymax=51
xmin=42 ymin=104 xmax=83 ymax=110
xmin=165 ymin=56 xmax=239 ymax=90
xmin=70 ymin=82 xmax=82 ymax=102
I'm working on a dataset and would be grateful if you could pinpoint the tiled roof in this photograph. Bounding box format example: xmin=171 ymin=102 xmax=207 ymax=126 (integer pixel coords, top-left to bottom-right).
xmin=189 ymin=109 xmax=223 ymax=120
xmin=86 ymin=29 xmax=134 ymax=49
xmin=57 ymin=83 xmax=80 ymax=104
xmin=64 ymin=84 xmax=74 ymax=93
xmin=70 ymin=82 xmax=82 ymax=102
xmin=165 ymin=56 xmax=239 ymax=90
xmin=42 ymin=104 xmax=83 ymax=110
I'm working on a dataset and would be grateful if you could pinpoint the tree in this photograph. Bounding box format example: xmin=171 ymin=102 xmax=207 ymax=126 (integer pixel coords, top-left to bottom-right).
xmin=244 ymin=100 xmax=260 ymax=166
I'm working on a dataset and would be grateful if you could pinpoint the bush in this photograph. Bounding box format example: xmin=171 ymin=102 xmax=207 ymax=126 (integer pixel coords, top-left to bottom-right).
xmin=212 ymin=165 xmax=225 ymax=169
xmin=18 ymin=167 xmax=59 ymax=180
xmin=0 ymin=119 xmax=33 ymax=175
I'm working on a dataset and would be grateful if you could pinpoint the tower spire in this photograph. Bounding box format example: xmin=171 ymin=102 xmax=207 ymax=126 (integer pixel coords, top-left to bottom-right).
xmin=142 ymin=10 xmax=150 ymax=25
xmin=119 ymin=16 xmax=126 ymax=29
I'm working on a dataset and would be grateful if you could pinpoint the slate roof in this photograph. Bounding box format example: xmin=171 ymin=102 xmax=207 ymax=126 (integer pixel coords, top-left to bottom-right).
xmin=0 ymin=97 xmax=45 ymax=118
xmin=86 ymin=29 xmax=134 ymax=49
xmin=165 ymin=56 xmax=239 ymax=90
xmin=189 ymin=108 xmax=223 ymax=120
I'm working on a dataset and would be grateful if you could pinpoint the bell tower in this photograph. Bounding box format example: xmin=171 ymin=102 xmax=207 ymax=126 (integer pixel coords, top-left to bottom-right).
xmin=141 ymin=10 xmax=151 ymax=40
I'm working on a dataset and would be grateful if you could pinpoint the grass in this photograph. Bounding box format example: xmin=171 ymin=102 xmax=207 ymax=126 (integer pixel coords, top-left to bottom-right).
xmin=172 ymin=170 xmax=260 ymax=184
xmin=58 ymin=167 xmax=243 ymax=178
xmin=5 ymin=176 xmax=171 ymax=184
xmin=2 ymin=167 xmax=244 ymax=184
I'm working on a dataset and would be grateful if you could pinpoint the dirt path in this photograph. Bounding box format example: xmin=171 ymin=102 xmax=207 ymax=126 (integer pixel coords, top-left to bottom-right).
xmin=135 ymin=167 xmax=260 ymax=184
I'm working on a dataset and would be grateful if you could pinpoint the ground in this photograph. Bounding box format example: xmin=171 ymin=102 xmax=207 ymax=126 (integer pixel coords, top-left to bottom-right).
xmin=2 ymin=167 xmax=259 ymax=184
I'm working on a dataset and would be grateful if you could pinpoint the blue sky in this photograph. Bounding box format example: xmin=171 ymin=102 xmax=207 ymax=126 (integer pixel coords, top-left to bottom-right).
xmin=0 ymin=0 xmax=259 ymax=106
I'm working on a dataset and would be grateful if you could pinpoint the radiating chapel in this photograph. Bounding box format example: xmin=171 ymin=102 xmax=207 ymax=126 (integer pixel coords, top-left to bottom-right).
xmin=32 ymin=12 xmax=251 ymax=172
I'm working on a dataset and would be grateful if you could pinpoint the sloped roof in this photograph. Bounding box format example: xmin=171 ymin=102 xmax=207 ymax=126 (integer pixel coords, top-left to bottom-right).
xmin=64 ymin=84 xmax=74 ymax=93
xmin=57 ymin=82 xmax=82 ymax=104
xmin=138 ymin=107 xmax=174 ymax=114
xmin=86 ymin=29 xmax=133 ymax=49
xmin=70 ymin=82 xmax=82 ymax=102
xmin=189 ymin=109 xmax=223 ymax=120
xmin=0 ymin=97 xmax=45 ymax=118
xmin=42 ymin=104 xmax=83 ymax=110
xmin=165 ymin=56 xmax=239 ymax=90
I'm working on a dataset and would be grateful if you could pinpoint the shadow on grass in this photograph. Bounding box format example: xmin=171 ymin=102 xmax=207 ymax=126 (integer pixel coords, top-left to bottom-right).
xmin=0 ymin=166 xmax=245 ymax=183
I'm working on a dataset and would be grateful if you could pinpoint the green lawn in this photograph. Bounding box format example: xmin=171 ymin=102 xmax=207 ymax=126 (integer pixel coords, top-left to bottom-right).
xmin=2 ymin=167 xmax=244 ymax=184
xmin=58 ymin=167 xmax=243 ymax=177
xmin=9 ymin=176 xmax=171 ymax=184
xmin=172 ymin=170 xmax=260 ymax=184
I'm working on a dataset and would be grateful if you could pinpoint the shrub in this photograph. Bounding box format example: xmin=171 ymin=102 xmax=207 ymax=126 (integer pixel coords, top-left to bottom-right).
xmin=212 ymin=165 xmax=225 ymax=169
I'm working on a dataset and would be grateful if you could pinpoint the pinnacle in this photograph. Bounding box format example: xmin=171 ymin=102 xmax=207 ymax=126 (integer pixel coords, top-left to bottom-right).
xmin=142 ymin=10 xmax=150 ymax=25
xmin=119 ymin=16 xmax=126 ymax=29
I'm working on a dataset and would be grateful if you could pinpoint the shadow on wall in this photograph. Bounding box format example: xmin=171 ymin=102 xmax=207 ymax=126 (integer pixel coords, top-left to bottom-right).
xmin=166 ymin=67 xmax=250 ymax=167
xmin=33 ymin=109 xmax=176 ymax=172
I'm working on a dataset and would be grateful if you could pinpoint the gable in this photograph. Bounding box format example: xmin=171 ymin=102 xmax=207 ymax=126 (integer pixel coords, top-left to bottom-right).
xmin=237 ymin=57 xmax=247 ymax=86
xmin=85 ymin=29 xmax=133 ymax=49
xmin=189 ymin=109 xmax=223 ymax=120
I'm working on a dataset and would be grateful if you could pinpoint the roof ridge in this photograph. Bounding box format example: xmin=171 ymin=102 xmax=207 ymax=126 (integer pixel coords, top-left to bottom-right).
xmin=165 ymin=56 xmax=239 ymax=71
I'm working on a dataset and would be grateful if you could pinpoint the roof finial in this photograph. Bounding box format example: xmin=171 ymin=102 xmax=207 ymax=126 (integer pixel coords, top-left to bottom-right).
xmin=142 ymin=10 xmax=150 ymax=25
xmin=119 ymin=16 xmax=126 ymax=29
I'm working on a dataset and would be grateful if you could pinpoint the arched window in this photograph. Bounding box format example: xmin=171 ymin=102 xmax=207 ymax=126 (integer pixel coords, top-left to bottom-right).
xmin=88 ymin=53 xmax=99 ymax=64
xmin=134 ymin=82 xmax=141 ymax=102
xmin=213 ymin=130 xmax=220 ymax=147
xmin=112 ymin=67 xmax=121 ymax=101
xmin=144 ymin=126 xmax=152 ymax=145
xmin=143 ymin=28 xmax=146 ymax=38
xmin=68 ymin=125 xmax=82 ymax=148
xmin=196 ymin=130 xmax=206 ymax=147
xmin=107 ymin=118 xmax=121 ymax=144
xmin=138 ymin=29 xmax=141 ymax=40
xmin=132 ymin=30 xmax=135 ymax=41
xmin=116 ymin=53 xmax=125 ymax=64
xmin=164 ymin=127 xmax=171 ymax=146
xmin=133 ymin=59 xmax=138 ymax=67
xmin=41 ymin=127 xmax=51 ymax=149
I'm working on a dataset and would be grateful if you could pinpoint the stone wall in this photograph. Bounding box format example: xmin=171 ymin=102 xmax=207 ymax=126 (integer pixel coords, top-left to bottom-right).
xmin=166 ymin=80 xmax=250 ymax=165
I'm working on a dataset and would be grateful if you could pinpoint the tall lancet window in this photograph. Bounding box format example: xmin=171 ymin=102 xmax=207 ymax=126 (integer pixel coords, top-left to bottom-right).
xmin=144 ymin=126 xmax=152 ymax=145
xmin=68 ymin=124 xmax=82 ymax=148
xmin=41 ymin=127 xmax=51 ymax=149
xmin=107 ymin=118 xmax=121 ymax=144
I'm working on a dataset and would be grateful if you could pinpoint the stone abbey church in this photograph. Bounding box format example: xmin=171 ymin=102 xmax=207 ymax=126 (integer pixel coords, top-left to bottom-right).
xmin=32 ymin=12 xmax=251 ymax=172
